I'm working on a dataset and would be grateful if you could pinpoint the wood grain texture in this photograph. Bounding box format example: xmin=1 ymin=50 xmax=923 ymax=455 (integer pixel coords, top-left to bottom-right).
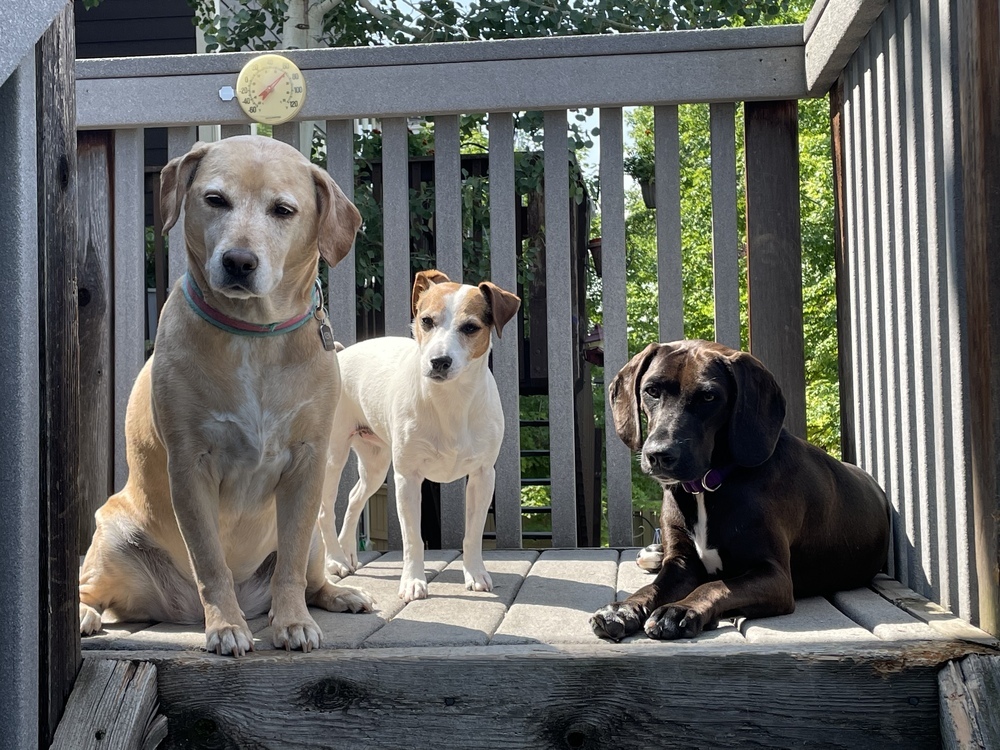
xmin=51 ymin=659 xmax=163 ymax=750
xmin=76 ymin=130 xmax=113 ymax=553
xmin=141 ymin=642 xmax=955 ymax=749
xmin=939 ymin=654 xmax=1000 ymax=750
xmin=744 ymin=100 xmax=807 ymax=438
xmin=957 ymin=0 xmax=1000 ymax=638
xmin=37 ymin=5 xmax=82 ymax=744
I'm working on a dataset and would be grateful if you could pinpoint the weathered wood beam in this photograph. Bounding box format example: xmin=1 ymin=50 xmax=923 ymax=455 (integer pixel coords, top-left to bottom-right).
xmin=957 ymin=0 xmax=1000 ymax=638
xmin=939 ymin=655 xmax=1000 ymax=750
xmin=744 ymin=99 xmax=807 ymax=438
xmin=88 ymin=642 xmax=983 ymax=749
xmin=37 ymin=3 xmax=81 ymax=744
xmin=76 ymin=130 xmax=113 ymax=552
xmin=51 ymin=659 xmax=165 ymax=750
xmin=872 ymin=576 xmax=999 ymax=647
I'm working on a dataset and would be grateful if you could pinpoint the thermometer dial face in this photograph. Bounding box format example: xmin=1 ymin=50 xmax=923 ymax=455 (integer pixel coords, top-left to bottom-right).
xmin=236 ymin=54 xmax=307 ymax=125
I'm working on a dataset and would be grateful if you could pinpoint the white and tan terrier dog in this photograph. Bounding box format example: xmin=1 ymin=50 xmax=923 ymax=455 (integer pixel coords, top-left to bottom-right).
xmin=321 ymin=270 xmax=520 ymax=601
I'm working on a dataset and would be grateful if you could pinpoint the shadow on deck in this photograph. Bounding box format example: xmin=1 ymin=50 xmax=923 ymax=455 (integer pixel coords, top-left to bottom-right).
xmin=74 ymin=550 xmax=998 ymax=749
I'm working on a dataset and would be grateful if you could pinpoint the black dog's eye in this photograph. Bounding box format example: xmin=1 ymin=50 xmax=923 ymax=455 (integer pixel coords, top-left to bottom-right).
xmin=643 ymin=384 xmax=661 ymax=399
xmin=420 ymin=316 xmax=434 ymax=330
xmin=700 ymin=391 xmax=716 ymax=402
xmin=272 ymin=203 xmax=296 ymax=217
xmin=459 ymin=322 xmax=481 ymax=335
xmin=205 ymin=193 xmax=229 ymax=209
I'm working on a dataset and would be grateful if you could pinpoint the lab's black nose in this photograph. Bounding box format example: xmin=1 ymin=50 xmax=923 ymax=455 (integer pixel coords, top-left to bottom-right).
xmin=222 ymin=249 xmax=258 ymax=278
xmin=430 ymin=356 xmax=452 ymax=373
xmin=644 ymin=444 xmax=681 ymax=472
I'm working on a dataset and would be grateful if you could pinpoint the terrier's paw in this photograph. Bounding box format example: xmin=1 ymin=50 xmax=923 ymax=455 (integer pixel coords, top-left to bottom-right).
xmin=636 ymin=543 xmax=664 ymax=572
xmin=398 ymin=576 xmax=428 ymax=602
xmin=269 ymin=611 xmax=323 ymax=652
xmin=312 ymin=582 xmax=375 ymax=613
xmin=464 ymin=565 xmax=493 ymax=592
xmin=80 ymin=603 xmax=103 ymax=636
xmin=590 ymin=601 xmax=646 ymax=642
xmin=205 ymin=621 xmax=254 ymax=657
xmin=644 ymin=604 xmax=708 ymax=640
xmin=326 ymin=554 xmax=356 ymax=579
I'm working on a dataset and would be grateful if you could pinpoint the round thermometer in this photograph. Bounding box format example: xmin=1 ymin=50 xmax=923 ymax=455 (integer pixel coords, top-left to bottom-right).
xmin=236 ymin=54 xmax=306 ymax=125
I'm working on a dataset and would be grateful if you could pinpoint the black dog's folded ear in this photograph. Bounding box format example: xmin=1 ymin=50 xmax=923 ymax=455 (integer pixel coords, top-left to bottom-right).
xmin=608 ymin=343 xmax=662 ymax=452
xmin=726 ymin=351 xmax=786 ymax=467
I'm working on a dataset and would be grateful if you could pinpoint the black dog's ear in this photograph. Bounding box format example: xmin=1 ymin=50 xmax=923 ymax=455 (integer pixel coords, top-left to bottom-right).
xmin=726 ymin=351 xmax=786 ymax=467
xmin=608 ymin=343 xmax=663 ymax=452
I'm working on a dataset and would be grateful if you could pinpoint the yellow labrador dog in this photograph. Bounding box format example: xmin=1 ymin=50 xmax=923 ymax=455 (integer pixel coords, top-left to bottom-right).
xmin=79 ymin=136 xmax=373 ymax=656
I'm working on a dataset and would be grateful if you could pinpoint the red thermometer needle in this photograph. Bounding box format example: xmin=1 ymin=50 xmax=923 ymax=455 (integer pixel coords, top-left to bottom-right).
xmin=259 ymin=72 xmax=287 ymax=101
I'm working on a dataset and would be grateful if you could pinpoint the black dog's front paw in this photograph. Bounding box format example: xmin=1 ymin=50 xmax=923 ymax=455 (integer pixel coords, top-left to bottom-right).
xmin=644 ymin=604 xmax=710 ymax=640
xmin=590 ymin=601 xmax=646 ymax=642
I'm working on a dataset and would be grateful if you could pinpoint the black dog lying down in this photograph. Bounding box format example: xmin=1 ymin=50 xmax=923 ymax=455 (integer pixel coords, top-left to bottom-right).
xmin=591 ymin=340 xmax=889 ymax=642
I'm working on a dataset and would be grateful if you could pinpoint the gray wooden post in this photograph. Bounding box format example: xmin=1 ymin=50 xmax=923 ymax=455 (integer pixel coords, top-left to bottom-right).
xmin=0 ymin=53 xmax=40 ymax=750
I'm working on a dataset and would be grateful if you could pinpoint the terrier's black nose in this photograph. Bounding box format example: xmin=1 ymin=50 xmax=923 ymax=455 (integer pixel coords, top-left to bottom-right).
xmin=430 ymin=356 xmax=452 ymax=373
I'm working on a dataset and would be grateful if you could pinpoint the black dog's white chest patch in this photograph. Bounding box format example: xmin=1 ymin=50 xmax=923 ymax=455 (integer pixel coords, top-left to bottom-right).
xmin=691 ymin=493 xmax=723 ymax=574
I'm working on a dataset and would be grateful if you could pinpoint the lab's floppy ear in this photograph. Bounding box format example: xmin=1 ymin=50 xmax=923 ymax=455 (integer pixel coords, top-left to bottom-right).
xmin=311 ymin=165 xmax=362 ymax=269
xmin=726 ymin=351 xmax=786 ymax=467
xmin=478 ymin=282 xmax=521 ymax=338
xmin=411 ymin=269 xmax=451 ymax=317
xmin=160 ymin=141 xmax=210 ymax=233
xmin=608 ymin=343 xmax=662 ymax=452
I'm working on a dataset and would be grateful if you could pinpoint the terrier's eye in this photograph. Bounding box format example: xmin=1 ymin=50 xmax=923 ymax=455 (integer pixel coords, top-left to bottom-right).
xmin=421 ymin=316 xmax=434 ymax=330
xmin=459 ymin=322 xmax=481 ymax=335
xmin=205 ymin=193 xmax=229 ymax=209
xmin=273 ymin=203 xmax=296 ymax=217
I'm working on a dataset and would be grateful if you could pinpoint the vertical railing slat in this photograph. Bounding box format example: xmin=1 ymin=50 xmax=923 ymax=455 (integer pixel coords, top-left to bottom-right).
xmin=382 ymin=116 xmax=411 ymax=549
xmin=654 ymin=105 xmax=683 ymax=342
xmin=709 ymin=103 xmax=740 ymax=350
xmin=868 ymin=22 xmax=893 ymax=579
xmin=272 ymin=121 xmax=300 ymax=149
xmin=166 ymin=126 xmax=196 ymax=286
xmin=113 ymin=128 xmax=146 ymax=492
xmin=488 ymin=112 xmax=522 ymax=549
xmin=901 ymin=0 xmax=935 ymax=598
xmin=434 ymin=114 xmax=466 ymax=550
xmin=0 ymin=54 xmax=40 ymax=750
xmin=220 ymin=124 xmax=250 ymax=138
xmin=936 ymin=0 xmax=976 ymax=624
xmin=326 ymin=118 xmax=360 ymax=538
xmin=543 ymin=110 xmax=578 ymax=548
xmin=600 ymin=107 xmax=631 ymax=548
xmin=887 ymin=1 xmax=915 ymax=589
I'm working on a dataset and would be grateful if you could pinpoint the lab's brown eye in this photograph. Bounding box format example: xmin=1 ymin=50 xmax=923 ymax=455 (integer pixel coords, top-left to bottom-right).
xmin=273 ymin=203 xmax=295 ymax=217
xmin=205 ymin=193 xmax=229 ymax=209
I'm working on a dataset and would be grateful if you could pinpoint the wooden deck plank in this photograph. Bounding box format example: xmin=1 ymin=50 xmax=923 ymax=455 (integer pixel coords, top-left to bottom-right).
xmin=491 ymin=549 xmax=618 ymax=645
xmin=832 ymin=587 xmax=950 ymax=641
xmin=740 ymin=596 xmax=879 ymax=644
xmin=872 ymin=574 xmax=999 ymax=646
xmin=362 ymin=550 xmax=538 ymax=648
xmin=253 ymin=549 xmax=460 ymax=650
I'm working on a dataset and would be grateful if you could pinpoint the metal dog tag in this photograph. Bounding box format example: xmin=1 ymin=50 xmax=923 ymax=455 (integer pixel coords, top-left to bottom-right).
xmin=319 ymin=316 xmax=336 ymax=352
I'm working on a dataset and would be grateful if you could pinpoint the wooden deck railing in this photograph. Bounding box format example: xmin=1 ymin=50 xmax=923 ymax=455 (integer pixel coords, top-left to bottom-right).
xmin=74 ymin=26 xmax=824 ymax=555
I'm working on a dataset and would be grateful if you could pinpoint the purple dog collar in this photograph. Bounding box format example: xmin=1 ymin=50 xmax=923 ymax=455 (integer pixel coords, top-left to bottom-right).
xmin=680 ymin=465 xmax=735 ymax=494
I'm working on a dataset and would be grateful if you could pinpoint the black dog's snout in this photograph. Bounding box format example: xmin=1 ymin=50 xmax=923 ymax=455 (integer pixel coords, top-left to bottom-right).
xmin=430 ymin=356 xmax=452 ymax=373
xmin=644 ymin=444 xmax=681 ymax=472
xmin=222 ymin=249 xmax=259 ymax=278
